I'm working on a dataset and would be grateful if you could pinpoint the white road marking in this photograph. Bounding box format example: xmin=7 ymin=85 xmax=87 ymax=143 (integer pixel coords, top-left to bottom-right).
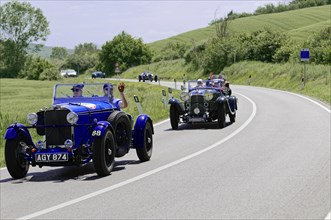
xmin=284 ymin=91 xmax=330 ymax=220
xmin=283 ymin=91 xmax=330 ymax=113
xmin=153 ymin=118 xmax=169 ymax=126
xmin=17 ymin=92 xmax=256 ymax=219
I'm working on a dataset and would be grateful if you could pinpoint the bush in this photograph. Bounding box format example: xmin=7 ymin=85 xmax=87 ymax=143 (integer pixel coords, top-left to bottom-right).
xmin=39 ymin=66 xmax=60 ymax=80
xmin=18 ymin=56 xmax=58 ymax=80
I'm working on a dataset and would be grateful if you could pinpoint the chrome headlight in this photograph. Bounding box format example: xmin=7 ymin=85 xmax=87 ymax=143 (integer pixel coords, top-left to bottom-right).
xmin=36 ymin=140 xmax=44 ymax=149
xmin=180 ymin=92 xmax=190 ymax=101
xmin=66 ymin=112 xmax=78 ymax=125
xmin=204 ymin=91 xmax=213 ymax=101
xmin=27 ymin=113 xmax=38 ymax=125
xmin=64 ymin=139 xmax=73 ymax=148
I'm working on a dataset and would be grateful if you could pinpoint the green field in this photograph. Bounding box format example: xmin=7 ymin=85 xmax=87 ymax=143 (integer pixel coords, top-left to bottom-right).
xmin=149 ymin=5 xmax=330 ymax=52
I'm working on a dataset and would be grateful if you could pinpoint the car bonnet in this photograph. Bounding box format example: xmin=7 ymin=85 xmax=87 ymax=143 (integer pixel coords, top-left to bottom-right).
xmin=54 ymin=101 xmax=116 ymax=113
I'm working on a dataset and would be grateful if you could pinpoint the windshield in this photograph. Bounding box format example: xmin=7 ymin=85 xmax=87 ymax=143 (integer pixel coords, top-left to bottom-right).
xmin=188 ymin=80 xmax=223 ymax=91
xmin=53 ymin=83 xmax=112 ymax=104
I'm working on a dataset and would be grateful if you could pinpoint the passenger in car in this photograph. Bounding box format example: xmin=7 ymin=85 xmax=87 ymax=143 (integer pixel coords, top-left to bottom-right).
xmin=213 ymin=79 xmax=221 ymax=88
xmin=103 ymin=83 xmax=128 ymax=109
xmin=195 ymin=79 xmax=204 ymax=88
xmin=222 ymin=81 xmax=232 ymax=96
xmin=71 ymin=84 xmax=84 ymax=97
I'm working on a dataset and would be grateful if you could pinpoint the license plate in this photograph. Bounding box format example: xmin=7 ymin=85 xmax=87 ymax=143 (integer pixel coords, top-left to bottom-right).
xmin=35 ymin=153 xmax=68 ymax=162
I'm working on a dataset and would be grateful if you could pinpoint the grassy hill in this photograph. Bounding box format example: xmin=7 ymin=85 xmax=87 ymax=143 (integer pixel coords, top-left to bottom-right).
xmin=148 ymin=5 xmax=330 ymax=52
xmin=121 ymin=59 xmax=330 ymax=105
xmin=30 ymin=6 xmax=330 ymax=58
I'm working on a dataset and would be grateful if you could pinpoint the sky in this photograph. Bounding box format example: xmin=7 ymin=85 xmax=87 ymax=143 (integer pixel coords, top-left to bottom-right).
xmin=13 ymin=0 xmax=288 ymax=49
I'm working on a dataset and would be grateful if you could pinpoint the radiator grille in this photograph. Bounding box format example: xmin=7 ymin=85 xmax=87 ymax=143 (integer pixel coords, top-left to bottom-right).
xmin=190 ymin=95 xmax=205 ymax=115
xmin=45 ymin=109 xmax=72 ymax=145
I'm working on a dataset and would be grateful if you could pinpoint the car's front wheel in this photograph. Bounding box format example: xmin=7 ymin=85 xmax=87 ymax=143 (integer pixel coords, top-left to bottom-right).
xmin=93 ymin=129 xmax=115 ymax=176
xmin=5 ymin=136 xmax=30 ymax=179
xmin=218 ymin=103 xmax=226 ymax=128
xmin=170 ymin=105 xmax=179 ymax=130
xmin=229 ymin=110 xmax=236 ymax=123
xmin=136 ymin=122 xmax=153 ymax=162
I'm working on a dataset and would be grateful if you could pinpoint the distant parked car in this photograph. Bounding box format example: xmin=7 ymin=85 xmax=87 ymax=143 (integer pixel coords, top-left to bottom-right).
xmin=92 ymin=71 xmax=105 ymax=79
xmin=60 ymin=69 xmax=77 ymax=77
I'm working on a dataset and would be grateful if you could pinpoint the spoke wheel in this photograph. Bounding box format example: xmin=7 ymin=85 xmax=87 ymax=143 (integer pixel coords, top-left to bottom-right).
xmin=93 ymin=129 xmax=115 ymax=176
xmin=5 ymin=136 xmax=29 ymax=179
xmin=108 ymin=111 xmax=132 ymax=157
xmin=136 ymin=122 xmax=153 ymax=162
xmin=218 ymin=103 xmax=226 ymax=128
xmin=170 ymin=105 xmax=179 ymax=130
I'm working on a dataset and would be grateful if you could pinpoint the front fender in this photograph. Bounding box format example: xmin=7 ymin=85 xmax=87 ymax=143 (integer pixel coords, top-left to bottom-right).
xmin=132 ymin=114 xmax=153 ymax=149
xmin=4 ymin=123 xmax=32 ymax=143
xmin=92 ymin=121 xmax=114 ymax=140
xmin=168 ymin=98 xmax=185 ymax=114
xmin=228 ymin=96 xmax=238 ymax=111
xmin=216 ymin=96 xmax=227 ymax=105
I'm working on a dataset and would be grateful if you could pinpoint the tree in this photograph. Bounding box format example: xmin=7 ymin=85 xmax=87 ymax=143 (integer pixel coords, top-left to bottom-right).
xmin=19 ymin=55 xmax=59 ymax=80
xmin=303 ymin=26 xmax=331 ymax=64
xmin=0 ymin=1 xmax=50 ymax=78
xmin=98 ymin=31 xmax=152 ymax=75
xmin=50 ymin=47 xmax=68 ymax=60
xmin=153 ymin=42 xmax=190 ymax=62
xmin=65 ymin=43 xmax=99 ymax=74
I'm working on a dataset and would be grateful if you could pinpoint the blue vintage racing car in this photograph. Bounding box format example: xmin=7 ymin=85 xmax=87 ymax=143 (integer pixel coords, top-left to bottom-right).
xmin=4 ymin=83 xmax=154 ymax=179
xmin=168 ymin=79 xmax=238 ymax=129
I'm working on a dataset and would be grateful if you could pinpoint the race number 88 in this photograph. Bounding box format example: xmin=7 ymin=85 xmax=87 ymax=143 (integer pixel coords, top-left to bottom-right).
xmin=92 ymin=130 xmax=101 ymax=136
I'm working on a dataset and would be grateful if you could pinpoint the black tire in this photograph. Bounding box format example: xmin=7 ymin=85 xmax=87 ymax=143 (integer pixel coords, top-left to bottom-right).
xmin=93 ymin=129 xmax=115 ymax=176
xmin=108 ymin=111 xmax=132 ymax=157
xmin=154 ymin=76 xmax=158 ymax=82
xmin=5 ymin=136 xmax=29 ymax=179
xmin=229 ymin=110 xmax=236 ymax=123
xmin=138 ymin=76 xmax=141 ymax=82
xmin=136 ymin=122 xmax=153 ymax=161
xmin=218 ymin=103 xmax=226 ymax=128
xmin=170 ymin=105 xmax=179 ymax=130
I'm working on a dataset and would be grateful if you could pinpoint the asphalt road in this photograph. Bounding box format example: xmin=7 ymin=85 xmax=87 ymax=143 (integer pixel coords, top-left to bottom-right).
xmin=1 ymin=83 xmax=330 ymax=220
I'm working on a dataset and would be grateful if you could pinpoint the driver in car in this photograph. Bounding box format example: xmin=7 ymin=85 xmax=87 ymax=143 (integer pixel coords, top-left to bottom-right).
xmin=103 ymin=82 xmax=128 ymax=109
xmin=71 ymin=84 xmax=84 ymax=97
xmin=195 ymin=79 xmax=204 ymax=88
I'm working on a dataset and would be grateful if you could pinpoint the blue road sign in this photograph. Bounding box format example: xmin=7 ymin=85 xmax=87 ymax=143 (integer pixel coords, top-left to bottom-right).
xmin=300 ymin=48 xmax=310 ymax=62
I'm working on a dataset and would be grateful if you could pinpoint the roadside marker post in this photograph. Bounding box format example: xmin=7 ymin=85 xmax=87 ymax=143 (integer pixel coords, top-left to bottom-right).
xmin=168 ymin=88 xmax=173 ymax=99
xmin=300 ymin=48 xmax=310 ymax=87
xmin=162 ymin=90 xmax=167 ymax=109
xmin=134 ymin=95 xmax=143 ymax=115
